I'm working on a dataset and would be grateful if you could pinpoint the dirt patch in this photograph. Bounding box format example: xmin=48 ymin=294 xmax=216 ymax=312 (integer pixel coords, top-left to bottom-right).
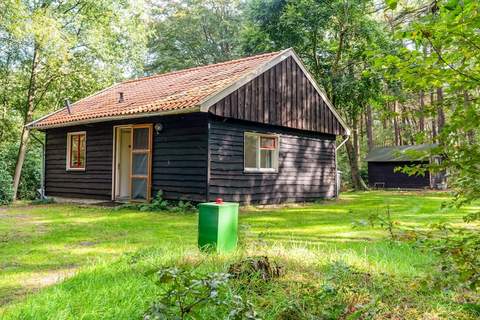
xmin=0 ymin=266 xmax=78 ymax=308
xmin=23 ymin=267 xmax=78 ymax=288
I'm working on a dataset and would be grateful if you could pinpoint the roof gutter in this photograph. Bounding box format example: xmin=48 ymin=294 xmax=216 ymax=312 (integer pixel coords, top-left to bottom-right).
xmin=26 ymin=106 xmax=201 ymax=130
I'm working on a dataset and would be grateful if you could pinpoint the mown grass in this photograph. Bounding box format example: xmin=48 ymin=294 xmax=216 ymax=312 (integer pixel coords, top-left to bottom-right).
xmin=0 ymin=191 xmax=478 ymax=319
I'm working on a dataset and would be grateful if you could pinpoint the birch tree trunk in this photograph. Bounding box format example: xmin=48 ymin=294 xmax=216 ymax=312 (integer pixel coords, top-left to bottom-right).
xmin=419 ymin=90 xmax=425 ymax=132
xmin=12 ymin=44 xmax=38 ymax=199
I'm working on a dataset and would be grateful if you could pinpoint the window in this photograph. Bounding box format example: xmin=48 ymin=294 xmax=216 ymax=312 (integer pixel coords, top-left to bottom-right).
xmin=244 ymin=132 xmax=279 ymax=172
xmin=66 ymin=131 xmax=86 ymax=171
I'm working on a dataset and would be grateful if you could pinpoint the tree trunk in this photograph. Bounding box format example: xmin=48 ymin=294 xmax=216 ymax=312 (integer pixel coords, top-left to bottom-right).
xmin=345 ymin=118 xmax=368 ymax=190
xmin=382 ymin=102 xmax=388 ymax=131
xmin=430 ymin=91 xmax=437 ymax=141
xmin=436 ymin=87 xmax=445 ymax=135
xmin=366 ymin=104 xmax=374 ymax=151
xmin=393 ymin=101 xmax=401 ymax=145
xmin=12 ymin=44 xmax=38 ymax=200
xmin=419 ymin=90 xmax=425 ymax=132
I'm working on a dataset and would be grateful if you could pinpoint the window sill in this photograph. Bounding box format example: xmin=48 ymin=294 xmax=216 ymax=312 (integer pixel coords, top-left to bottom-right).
xmin=244 ymin=168 xmax=278 ymax=174
xmin=66 ymin=168 xmax=86 ymax=172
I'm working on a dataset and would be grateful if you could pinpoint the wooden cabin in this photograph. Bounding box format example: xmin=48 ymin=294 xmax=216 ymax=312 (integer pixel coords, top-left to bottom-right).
xmin=27 ymin=49 xmax=350 ymax=204
xmin=366 ymin=144 xmax=446 ymax=189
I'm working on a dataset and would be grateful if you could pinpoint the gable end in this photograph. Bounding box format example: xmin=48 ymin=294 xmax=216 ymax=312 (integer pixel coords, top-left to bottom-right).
xmin=204 ymin=52 xmax=348 ymax=136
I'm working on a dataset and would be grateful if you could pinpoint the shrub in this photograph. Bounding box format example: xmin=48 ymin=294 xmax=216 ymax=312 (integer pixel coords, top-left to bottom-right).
xmin=0 ymin=161 xmax=14 ymax=205
xmin=0 ymin=141 xmax=41 ymax=201
xmin=17 ymin=147 xmax=41 ymax=200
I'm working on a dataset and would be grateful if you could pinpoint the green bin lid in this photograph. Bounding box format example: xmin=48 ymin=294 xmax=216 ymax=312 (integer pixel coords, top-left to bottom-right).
xmin=198 ymin=202 xmax=239 ymax=207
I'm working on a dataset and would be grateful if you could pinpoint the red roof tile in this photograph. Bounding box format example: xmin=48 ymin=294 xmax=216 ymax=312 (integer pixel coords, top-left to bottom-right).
xmin=30 ymin=51 xmax=282 ymax=129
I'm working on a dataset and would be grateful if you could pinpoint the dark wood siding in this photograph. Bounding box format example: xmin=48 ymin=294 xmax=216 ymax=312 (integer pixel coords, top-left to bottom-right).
xmin=152 ymin=113 xmax=208 ymax=201
xmin=45 ymin=113 xmax=208 ymax=201
xmin=45 ymin=125 xmax=113 ymax=200
xmin=367 ymin=161 xmax=430 ymax=189
xmin=208 ymin=116 xmax=337 ymax=204
xmin=209 ymin=56 xmax=346 ymax=136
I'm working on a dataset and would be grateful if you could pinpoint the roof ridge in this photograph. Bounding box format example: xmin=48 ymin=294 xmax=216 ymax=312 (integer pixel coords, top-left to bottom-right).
xmin=122 ymin=51 xmax=282 ymax=85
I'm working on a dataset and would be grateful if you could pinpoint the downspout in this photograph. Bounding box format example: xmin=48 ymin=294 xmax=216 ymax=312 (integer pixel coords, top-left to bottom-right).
xmin=335 ymin=134 xmax=350 ymax=198
xmin=30 ymin=131 xmax=46 ymax=200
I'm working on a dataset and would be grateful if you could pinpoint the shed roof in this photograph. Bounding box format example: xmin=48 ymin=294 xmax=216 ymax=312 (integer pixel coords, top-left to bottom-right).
xmin=365 ymin=144 xmax=437 ymax=162
xmin=27 ymin=49 xmax=349 ymax=134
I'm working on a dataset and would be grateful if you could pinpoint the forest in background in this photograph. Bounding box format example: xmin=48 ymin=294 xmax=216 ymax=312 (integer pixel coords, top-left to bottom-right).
xmin=0 ymin=0 xmax=478 ymax=206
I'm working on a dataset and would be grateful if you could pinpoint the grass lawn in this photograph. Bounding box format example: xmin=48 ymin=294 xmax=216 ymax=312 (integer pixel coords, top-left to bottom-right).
xmin=0 ymin=191 xmax=479 ymax=319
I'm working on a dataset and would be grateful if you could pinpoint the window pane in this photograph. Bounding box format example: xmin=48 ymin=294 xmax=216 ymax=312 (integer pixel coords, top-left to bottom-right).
xmin=260 ymin=137 xmax=276 ymax=149
xmin=132 ymin=178 xmax=147 ymax=200
xmin=132 ymin=153 xmax=148 ymax=176
xmin=79 ymin=135 xmax=85 ymax=167
xmin=260 ymin=149 xmax=275 ymax=169
xmin=70 ymin=135 xmax=78 ymax=167
xmin=244 ymin=135 xmax=257 ymax=168
xmin=133 ymin=128 xmax=149 ymax=150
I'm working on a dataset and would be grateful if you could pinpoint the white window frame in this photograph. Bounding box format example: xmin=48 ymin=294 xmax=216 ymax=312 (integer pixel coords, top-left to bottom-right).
xmin=244 ymin=132 xmax=279 ymax=173
xmin=66 ymin=131 xmax=87 ymax=171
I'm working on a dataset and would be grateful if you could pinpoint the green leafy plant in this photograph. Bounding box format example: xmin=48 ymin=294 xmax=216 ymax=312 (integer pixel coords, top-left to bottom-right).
xmin=139 ymin=191 xmax=170 ymax=212
xmin=144 ymin=267 xmax=260 ymax=320
xmin=353 ymin=206 xmax=400 ymax=240
xmin=116 ymin=192 xmax=197 ymax=213
xmin=168 ymin=200 xmax=196 ymax=213
xmin=415 ymin=223 xmax=480 ymax=290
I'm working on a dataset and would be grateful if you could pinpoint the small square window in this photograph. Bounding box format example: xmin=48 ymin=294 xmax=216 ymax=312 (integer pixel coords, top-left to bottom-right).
xmin=244 ymin=132 xmax=279 ymax=172
xmin=66 ymin=132 xmax=86 ymax=171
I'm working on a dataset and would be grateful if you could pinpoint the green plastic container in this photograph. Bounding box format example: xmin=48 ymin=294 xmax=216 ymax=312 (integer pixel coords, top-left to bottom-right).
xmin=198 ymin=202 xmax=239 ymax=253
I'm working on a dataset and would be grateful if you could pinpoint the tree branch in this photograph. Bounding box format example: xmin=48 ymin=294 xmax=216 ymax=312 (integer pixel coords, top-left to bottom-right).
xmin=426 ymin=37 xmax=480 ymax=83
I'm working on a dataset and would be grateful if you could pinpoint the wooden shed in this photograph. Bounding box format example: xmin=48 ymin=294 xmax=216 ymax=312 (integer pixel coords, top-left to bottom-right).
xmin=27 ymin=48 xmax=350 ymax=204
xmin=366 ymin=144 xmax=446 ymax=189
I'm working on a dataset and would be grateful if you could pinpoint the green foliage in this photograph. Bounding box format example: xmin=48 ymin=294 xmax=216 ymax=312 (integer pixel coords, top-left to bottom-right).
xmin=16 ymin=146 xmax=41 ymax=200
xmin=0 ymin=0 xmax=149 ymax=119
xmin=0 ymin=141 xmax=41 ymax=201
xmin=417 ymin=223 xmax=480 ymax=290
xmin=381 ymin=0 xmax=480 ymax=204
xmin=378 ymin=0 xmax=480 ymax=291
xmin=145 ymin=0 xmax=243 ymax=74
xmin=0 ymin=161 xmax=14 ymax=205
xmin=144 ymin=267 xmax=259 ymax=320
xmin=244 ymin=0 xmax=387 ymax=114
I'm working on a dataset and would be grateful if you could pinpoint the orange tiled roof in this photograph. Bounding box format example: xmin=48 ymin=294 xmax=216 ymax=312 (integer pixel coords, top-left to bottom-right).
xmin=30 ymin=51 xmax=282 ymax=129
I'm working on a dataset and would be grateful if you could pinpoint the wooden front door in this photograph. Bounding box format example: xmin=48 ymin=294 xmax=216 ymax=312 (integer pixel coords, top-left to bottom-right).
xmin=130 ymin=124 xmax=153 ymax=201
